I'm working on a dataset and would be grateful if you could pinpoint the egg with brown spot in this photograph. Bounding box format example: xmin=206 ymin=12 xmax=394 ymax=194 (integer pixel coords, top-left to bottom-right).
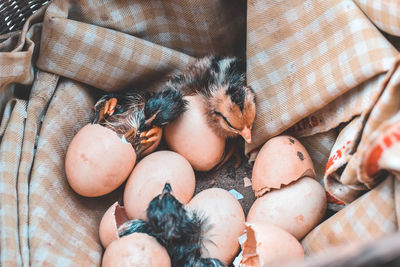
xmin=247 ymin=177 xmax=326 ymax=240
xmin=252 ymin=135 xmax=315 ymax=197
xmin=65 ymin=124 xmax=136 ymax=197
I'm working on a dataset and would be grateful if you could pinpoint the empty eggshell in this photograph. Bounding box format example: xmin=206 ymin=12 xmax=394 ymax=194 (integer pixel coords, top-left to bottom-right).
xmin=99 ymin=202 xmax=129 ymax=248
xmin=252 ymin=135 xmax=315 ymax=197
xmin=102 ymin=233 xmax=171 ymax=267
xmin=239 ymin=222 xmax=304 ymax=266
xmin=65 ymin=124 xmax=136 ymax=197
xmin=247 ymin=177 xmax=326 ymax=240
xmin=164 ymin=95 xmax=225 ymax=171
xmin=186 ymin=188 xmax=245 ymax=265
xmin=124 ymin=150 xmax=195 ymax=220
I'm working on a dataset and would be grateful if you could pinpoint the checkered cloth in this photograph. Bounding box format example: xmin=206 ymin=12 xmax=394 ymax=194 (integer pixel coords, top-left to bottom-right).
xmin=2 ymin=0 xmax=400 ymax=265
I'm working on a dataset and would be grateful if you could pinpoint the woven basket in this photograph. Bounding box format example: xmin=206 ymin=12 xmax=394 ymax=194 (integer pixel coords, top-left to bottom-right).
xmin=0 ymin=0 xmax=49 ymax=35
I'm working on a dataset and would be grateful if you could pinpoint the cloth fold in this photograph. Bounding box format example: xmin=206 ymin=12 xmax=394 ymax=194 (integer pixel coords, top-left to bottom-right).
xmin=2 ymin=0 xmax=400 ymax=265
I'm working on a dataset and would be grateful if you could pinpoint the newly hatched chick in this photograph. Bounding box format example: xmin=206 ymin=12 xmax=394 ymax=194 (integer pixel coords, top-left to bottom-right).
xmin=118 ymin=183 xmax=226 ymax=267
xmin=93 ymin=88 xmax=187 ymax=157
xmin=165 ymin=56 xmax=256 ymax=144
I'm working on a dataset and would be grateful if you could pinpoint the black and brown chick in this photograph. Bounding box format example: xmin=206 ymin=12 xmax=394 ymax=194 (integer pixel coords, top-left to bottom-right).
xmin=165 ymin=56 xmax=256 ymax=144
xmin=163 ymin=56 xmax=256 ymax=167
xmin=92 ymin=88 xmax=187 ymax=157
xmin=118 ymin=183 xmax=226 ymax=267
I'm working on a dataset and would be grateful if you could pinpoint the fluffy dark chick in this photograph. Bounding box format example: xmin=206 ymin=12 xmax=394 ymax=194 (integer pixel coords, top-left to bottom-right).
xmin=118 ymin=183 xmax=226 ymax=267
xmin=139 ymin=88 xmax=188 ymax=131
xmin=92 ymin=87 xmax=186 ymax=157
xmin=164 ymin=56 xmax=256 ymax=144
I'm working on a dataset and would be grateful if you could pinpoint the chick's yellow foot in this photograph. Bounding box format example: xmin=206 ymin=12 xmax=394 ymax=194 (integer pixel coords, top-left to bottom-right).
xmin=96 ymin=97 xmax=118 ymax=122
xmin=102 ymin=98 xmax=118 ymax=116
xmin=139 ymin=126 xmax=163 ymax=157
xmin=216 ymin=139 xmax=242 ymax=170
xmin=140 ymin=127 xmax=161 ymax=144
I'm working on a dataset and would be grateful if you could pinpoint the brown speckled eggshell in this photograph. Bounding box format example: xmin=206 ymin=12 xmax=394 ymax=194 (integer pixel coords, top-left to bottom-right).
xmin=252 ymin=135 xmax=315 ymax=197
xmin=102 ymin=233 xmax=171 ymax=267
xmin=164 ymin=95 xmax=225 ymax=171
xmin=124 ymin=150 xmax=195 ymax=220
xmin=65 ymin=124 xmax=136 ymax=197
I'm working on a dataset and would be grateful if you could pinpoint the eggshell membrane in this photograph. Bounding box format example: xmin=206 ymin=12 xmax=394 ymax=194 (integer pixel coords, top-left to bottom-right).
xmin=252 ymin=135 xmax=315 ymax=197
xmin=239 ymin=222 xmax=304 ymax=266
xmin=102 ymin=233 xmax=171 ymax=267
xmin=124 ymin=150 xmax=195 ymax=220
xmin=247 ymin=177 xmax=326 ymax=240
xmin=65 ymin=124 xmax=136 ymax=197
xmin=99 ymin=202 xmax=129 ymax=248
xmin=164 ymin=95 xmax=225 ymax=171
xmin=186 ymin=188 xmax=245 ymax=265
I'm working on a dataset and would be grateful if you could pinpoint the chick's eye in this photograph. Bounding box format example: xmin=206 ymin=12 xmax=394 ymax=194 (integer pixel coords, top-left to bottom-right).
xmin=214 ymin=111 xmax=238 ymax=130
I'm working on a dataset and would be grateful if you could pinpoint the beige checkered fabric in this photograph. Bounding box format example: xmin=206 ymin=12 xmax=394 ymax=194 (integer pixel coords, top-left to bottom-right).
xmin=354 ymin=0 xmax=400 ymax=36
xmin=0 ymin=98 xmax=27 ymax=266
xmin=246 ymin=0 xmax=398 ymax=153
xmin=2 ymin=0 xmax=400 ymax=265
xmin=36 ymin=0 xmax=248 ymax=92
xmin=302 ymin=176 xmax=400 ymax=254
xmin=28 ymin=76 xmax=117 ymax=265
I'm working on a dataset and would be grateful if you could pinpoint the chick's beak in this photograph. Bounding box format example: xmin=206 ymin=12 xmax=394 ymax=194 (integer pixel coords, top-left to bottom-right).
xmin=159 ymin=183 xmax=173 ymax=199
xmin=240 ymin=126 xmax=252 ymax=143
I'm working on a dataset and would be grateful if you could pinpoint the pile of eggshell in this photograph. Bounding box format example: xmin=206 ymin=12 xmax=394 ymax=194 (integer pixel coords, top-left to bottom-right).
xmin=64 ymin=96 xmax=327 ymax=267
xmin=234 ymin=135 xmax=327 ymax=266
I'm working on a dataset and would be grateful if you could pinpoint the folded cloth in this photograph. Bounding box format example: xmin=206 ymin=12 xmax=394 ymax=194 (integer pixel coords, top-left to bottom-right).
xmin=1 ymin=0 xmax=400 ymax=265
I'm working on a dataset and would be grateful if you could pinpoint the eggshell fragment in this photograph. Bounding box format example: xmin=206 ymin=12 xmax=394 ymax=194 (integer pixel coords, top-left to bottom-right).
xmin=124 ymin=150 xmax=195 ymax=220
xmin=239 ymin=222 xmax=304 ymax=266
xmin=65 ymin=124 xmax=136 ymax=197
xmin=186 ymin=188 xmax=245 ymax=265
xmin=164 ymin=95 xmax=225 ymax=171
xmin=252 ymin=135 xmax=315 ymax=197
xmin=102 ymin=233 xmax=171 ymax=267
xmin=99 ymin=202 xmax=129 ymax=248
xmin=247 ymin=177 xmax=326 ymax=240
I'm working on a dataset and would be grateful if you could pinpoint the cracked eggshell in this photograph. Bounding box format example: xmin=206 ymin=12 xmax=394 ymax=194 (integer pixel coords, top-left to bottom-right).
xmin=102 ymin=233 xmax=171 ymax=267
xmin=239 ymin=222 xmax=304 ymax=266
xmin=247 ymin=177 xmax=326 ymax=240
xmin=186 ymin=188 xmax=245 ymax=265
xmin=252 ymin=135 xmax=315 ymax=197
xmin=65 ymin=124 xmax=136 ymax=197
xmin=164 ymin=95 xmax=225 ymax=171
xmin=124 ymin=150 xmax=195 ymax=220
xmin=99 ymin=202 xmax=129 ymax=248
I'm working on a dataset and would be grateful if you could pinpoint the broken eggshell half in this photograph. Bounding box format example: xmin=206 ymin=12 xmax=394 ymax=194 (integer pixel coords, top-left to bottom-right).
xmin=247 ymin=177 xmax=326 ymax=240
xmin=99 ymin=202 xmax=129 ymax=248
xmin=252 ymin=135 xmax=315 ymax=197
xmin=102 ymin=232 xmax=171 ymax=267
xmin=237 ymin=222 xmax=304 ymax=267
